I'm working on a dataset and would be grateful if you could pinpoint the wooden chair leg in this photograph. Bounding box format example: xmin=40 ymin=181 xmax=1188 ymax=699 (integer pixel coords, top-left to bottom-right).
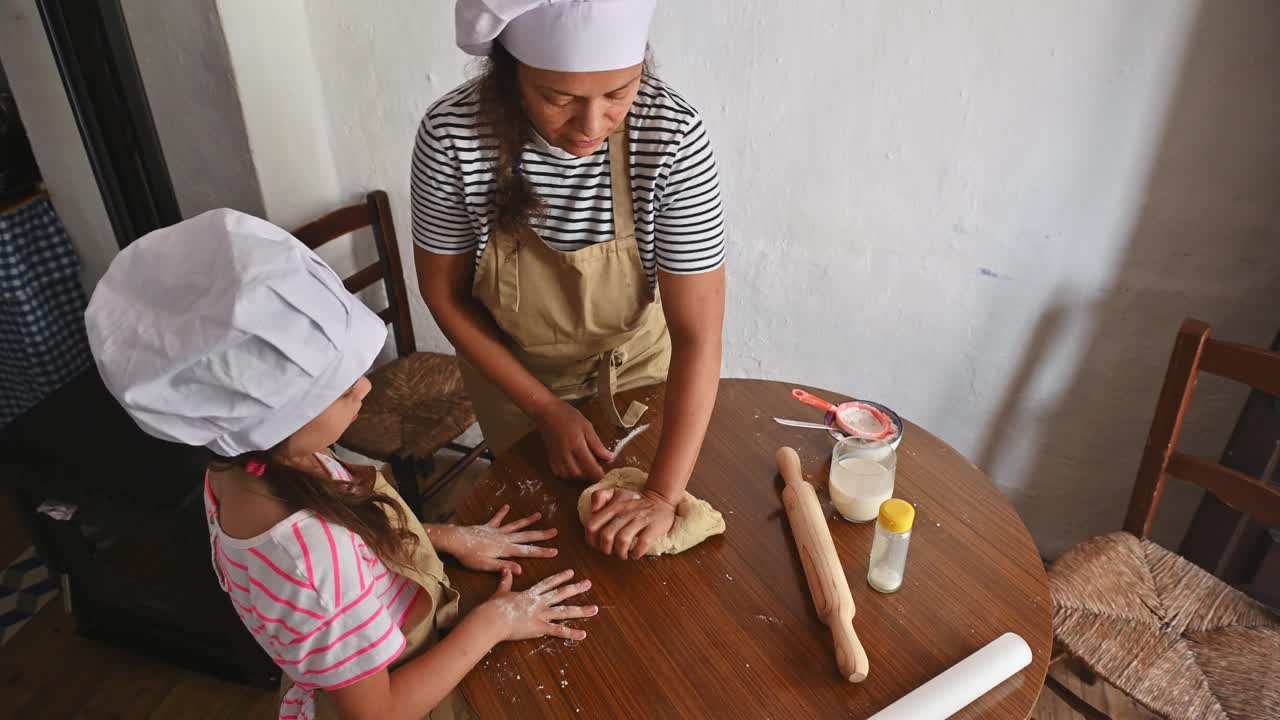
xmin=421 ymin=442 xmax=488 ymax=509
xmin=1044 ymin=672 xmax=1112 ymax=720
xmin=445 ymin=440 xmax=494 ymax=462
xmin=388 ymin=452 xmax=424 ymax=520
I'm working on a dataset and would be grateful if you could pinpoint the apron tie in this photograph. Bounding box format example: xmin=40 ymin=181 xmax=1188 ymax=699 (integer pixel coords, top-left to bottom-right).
xmin=597 ymin=348 xmax=647 ymax=428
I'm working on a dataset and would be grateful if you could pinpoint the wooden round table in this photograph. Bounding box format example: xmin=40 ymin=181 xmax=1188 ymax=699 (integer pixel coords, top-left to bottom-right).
xmin=452 ymin=379 xmax=1052 ymax=718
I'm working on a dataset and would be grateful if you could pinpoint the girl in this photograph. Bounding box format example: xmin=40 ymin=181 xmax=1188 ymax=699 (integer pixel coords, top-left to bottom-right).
xmin=86 ymin=209 xmax=597 ymax=720
xmin=414 ymin=0 xmax=728 ymax=560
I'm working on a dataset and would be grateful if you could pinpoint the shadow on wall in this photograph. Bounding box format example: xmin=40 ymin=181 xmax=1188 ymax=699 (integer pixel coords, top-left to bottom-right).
xmin=982 ymin=0 xmax=1280 ymax=557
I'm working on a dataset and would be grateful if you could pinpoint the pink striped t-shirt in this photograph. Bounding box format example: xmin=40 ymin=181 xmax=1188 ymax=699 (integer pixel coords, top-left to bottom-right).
xmin=203 ymin=453 xmax=421 ymax=720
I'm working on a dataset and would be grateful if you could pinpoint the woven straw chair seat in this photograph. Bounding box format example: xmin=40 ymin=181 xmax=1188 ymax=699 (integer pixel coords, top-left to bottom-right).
xmin=1049 ymin=531 xmax=1280 ymax=720
xmin=340 ymin=352 xmax=476 ymax=461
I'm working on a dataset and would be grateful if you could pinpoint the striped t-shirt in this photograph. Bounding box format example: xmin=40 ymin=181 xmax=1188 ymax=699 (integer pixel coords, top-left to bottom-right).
xmin=204 ymin=454 xmax=420 ymax=720
xmin=411 ymin=75 xmax=726 ymax=288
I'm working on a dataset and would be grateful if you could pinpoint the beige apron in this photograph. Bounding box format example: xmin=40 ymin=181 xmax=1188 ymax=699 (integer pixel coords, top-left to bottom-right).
xmin=249 ymin=467 xmax=472 ymax=720
xmin=460 ymin=125 xmax=672 ymax=453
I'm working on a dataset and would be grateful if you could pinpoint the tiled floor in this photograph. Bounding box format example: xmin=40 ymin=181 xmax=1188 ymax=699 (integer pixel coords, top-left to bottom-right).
xmin=0 ymin=546 xmax=60 ymax=645
xmin=0 ymin=452 xmax=1148 ymax=719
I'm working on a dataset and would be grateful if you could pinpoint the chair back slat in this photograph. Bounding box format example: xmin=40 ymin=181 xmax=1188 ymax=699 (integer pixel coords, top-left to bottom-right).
xmin=290 ymin=191 xmax=415 ymax=358
xmin=1124 ymin=318 xmax=1280 ymax=539
xmin=1166 ymin=452 xmax=1280 ymax=529
xmin=292 ymin=205 xmax=370 ymax=250
xmin=1201 ymin=339 xmax=1280 ymax=396
xmin=344 ymin=263 xmax=383 ymax=295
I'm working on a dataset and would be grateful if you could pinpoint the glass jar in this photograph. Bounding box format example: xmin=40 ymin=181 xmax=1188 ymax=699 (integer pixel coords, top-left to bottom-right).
xmin=829 ymin=438 xmax=896 ymax=522
xmin=867 ymin=498 xmax=914 ymax=593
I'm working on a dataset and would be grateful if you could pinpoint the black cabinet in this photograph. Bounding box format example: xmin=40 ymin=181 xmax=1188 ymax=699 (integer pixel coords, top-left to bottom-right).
xmin=0 ymin=367 xmax=279 ymax=688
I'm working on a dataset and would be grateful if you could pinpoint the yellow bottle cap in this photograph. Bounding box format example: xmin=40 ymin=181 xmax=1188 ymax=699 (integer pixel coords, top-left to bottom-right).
xmin=878 ymin=498 xmax=915 ymax=533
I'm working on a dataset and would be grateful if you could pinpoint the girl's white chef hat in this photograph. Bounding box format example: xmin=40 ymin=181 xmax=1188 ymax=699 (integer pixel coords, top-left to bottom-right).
xmin=456 ymin=0 xmax=656 ymax=72
xmin=85 ymin=209 xmax=387 ymax=458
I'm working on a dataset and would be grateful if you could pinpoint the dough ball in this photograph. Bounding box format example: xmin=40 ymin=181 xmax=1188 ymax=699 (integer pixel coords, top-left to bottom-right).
xmin=577 ymin=467 xmax=726 ymax=556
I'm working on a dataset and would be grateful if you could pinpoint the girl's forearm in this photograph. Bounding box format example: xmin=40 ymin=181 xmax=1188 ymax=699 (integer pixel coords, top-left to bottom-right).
xmin=384 ymin=612 xmax=503 ymax=719
xmin=328 ymin=611 xmax=502 ymax=720
xmin=423 ymin=524 xmax=457 ymax=556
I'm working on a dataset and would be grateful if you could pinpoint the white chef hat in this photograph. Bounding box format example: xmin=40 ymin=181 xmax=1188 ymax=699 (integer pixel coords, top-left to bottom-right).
xmin=456 ymin=0 xmax=656 ymax=72
xmin=85 ymin=209 xmax=387 ymax=458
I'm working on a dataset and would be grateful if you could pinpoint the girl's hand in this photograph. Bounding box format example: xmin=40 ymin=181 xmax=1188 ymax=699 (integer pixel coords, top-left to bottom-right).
xmin=585 ymin=487 xmax=677 ymax=559
xmin=477 ymin=569 xmax=597 ymax=642
xmin=431 ymin=506 xmax=558 ymax=575
xmin=532 ymin=399 xmax=615 ymax=481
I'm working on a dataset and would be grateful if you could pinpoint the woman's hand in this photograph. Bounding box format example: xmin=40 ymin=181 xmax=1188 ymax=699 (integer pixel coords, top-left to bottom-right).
xmin=429 ymin=506 xmax=557 ymax=575
xmin=475 ymin=569 xmax=598 ymax=642
xmin=531 ymin=398 xmax=615 ymax=481
xmin=584 ymin=487 xmax=677 ymax=559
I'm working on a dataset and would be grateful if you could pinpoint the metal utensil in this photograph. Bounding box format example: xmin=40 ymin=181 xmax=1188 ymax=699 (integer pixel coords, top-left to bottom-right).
xmin=774 ymin=417 xmax=838 ymax=431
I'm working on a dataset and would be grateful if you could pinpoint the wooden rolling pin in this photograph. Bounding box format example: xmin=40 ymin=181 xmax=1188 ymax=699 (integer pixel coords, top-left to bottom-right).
xmin=777 ymin=446 xmax=870 ymax=683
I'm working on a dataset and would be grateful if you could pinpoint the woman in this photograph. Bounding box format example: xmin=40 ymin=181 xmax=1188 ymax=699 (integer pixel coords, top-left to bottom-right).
xmin=413 ymin=0 xmax=726 ymax=560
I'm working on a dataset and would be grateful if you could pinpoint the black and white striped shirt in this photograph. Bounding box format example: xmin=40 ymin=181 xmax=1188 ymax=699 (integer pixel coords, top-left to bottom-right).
xmin=410 ymin=76 xmax=725 ymax=287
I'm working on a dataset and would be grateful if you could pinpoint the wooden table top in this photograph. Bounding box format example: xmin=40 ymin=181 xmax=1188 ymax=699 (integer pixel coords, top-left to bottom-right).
xmin=452 ymin=379 xmax=1052 ymax=719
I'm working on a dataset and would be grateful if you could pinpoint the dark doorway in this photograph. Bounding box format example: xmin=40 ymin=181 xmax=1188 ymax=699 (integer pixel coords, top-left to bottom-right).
xmin=0 ymin=62 xmax=43 ymax=208
xmin=36 ymin=0 xmax=179 ymax=248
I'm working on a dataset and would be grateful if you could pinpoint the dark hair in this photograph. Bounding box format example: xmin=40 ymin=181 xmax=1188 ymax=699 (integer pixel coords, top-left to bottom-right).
xmin=208 ymin=450 xmax=419 ymax=571
xmin=475 ymin=42 xmax=654 ymax=234
xmin=477 ymin=43 xmax=543 ymax=236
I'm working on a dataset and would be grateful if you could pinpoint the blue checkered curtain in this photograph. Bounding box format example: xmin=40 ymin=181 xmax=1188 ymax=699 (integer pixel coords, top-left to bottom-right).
xmin=0 ymin=195 xmax=93 ymax=426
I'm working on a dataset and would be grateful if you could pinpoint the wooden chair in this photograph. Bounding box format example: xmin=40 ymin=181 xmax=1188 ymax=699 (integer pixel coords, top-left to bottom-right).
xmin=1046 ymin=318 xmax=1280 ymax=720
xmin=292 ymin=191 xmax=485 ymax=518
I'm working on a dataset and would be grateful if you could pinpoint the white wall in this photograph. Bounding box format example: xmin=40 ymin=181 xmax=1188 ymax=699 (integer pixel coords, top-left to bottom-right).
xmin=121 ymin=0 xmax=264 ymax=219
xmin=0 ymin=0 xmax=118 ymax=292
xmin=195 ymin=0 xmax=1279 ymax=556
xmin=215 ymin=0 xmax=343 ymax=229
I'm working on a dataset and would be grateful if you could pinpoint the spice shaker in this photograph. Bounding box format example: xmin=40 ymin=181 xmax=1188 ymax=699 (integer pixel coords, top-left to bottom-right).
xmin=867 ymin=498 xmax=914 ymax=593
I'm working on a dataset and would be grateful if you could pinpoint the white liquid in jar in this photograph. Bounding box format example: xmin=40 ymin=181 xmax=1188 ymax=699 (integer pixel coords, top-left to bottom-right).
xmin=829 ymin=457 xmax=894 ymax=522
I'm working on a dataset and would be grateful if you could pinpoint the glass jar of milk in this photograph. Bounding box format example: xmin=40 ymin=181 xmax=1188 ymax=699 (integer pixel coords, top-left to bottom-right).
xmin=828 ymin=438 xmax=896 ymax=522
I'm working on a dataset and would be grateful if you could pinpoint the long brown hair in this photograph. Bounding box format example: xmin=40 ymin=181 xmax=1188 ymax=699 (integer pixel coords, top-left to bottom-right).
xmin=477 ymin=43 xmax=543 ymax=236
xmin=476 ymin=42 xmax=655 ymax=234
xmin=208 ymin=451 xmax=418 ymax=571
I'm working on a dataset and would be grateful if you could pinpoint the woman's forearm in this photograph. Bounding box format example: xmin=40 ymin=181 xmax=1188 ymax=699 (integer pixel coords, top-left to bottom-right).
xmin=645 ymin=268 xmax=726 ymax=503
xmin=644 ymin=333 xmax=721 ymax=502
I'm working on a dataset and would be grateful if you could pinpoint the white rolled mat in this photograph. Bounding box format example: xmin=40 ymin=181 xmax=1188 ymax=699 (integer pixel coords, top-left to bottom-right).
xmin=868 ymin=632 xmax=1032 ymax=719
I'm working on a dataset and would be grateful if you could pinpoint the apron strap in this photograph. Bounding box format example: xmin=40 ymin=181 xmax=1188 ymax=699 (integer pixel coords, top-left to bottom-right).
xmin=596 ymin=124 xmax=646 ymax=428
xmin=608 ymin=126 xmax=636 ymax=239
xmin=495 ymin=229 xmax=523 ymax=312
xmin=597 ymin=349 xmax=648 ymax=428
